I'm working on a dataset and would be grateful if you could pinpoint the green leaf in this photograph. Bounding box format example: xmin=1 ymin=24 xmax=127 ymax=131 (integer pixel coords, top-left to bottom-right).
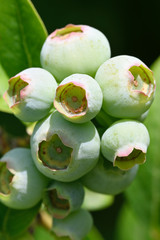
xmin=0 ymin=63 xmax=11 ymax=113
xmin=115 ymin=204 xmax=151 ymax=240
xmin=0 ymin=0 xmax=48 ymax=78
xmin=0 ymin=230 xmax=34 ymax=240
xmin=34 ymin=226 xmax=58 ymax=240
xmin=15 ymin=231 xmax=34 ymax=240
xmin=33 ymin=225 xmax=104 ymax=240
xmin=121 ymin=57 xmax=160 ymax=239
xmin=0 ymin=64 xmax=9 ymax=95
xmin=84 ymin=226 xmax=104 ymax=240
xmin=0 ymin=202 xmax=8 ymax=230
xmin=0 ymin=201 xmax=41 ymax=238
xmin=0 ymin=0 xmax=48 ymax=114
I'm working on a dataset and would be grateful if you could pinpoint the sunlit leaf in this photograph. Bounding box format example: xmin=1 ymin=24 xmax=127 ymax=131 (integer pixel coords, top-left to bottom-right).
xmin=0 ymin=0 xmax=48 ymax=114
xmin=0 ymin=63 xmax=11 ymax=113
xmin=0 ymin=0 xmax=47 ymax=78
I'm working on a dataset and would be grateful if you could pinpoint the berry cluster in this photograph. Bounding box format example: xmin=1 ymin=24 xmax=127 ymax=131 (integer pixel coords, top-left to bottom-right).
xmin=0 ymin=24 xmax=156 ymax=239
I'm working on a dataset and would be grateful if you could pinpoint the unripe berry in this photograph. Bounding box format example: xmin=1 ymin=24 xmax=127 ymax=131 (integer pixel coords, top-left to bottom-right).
xmin=95 ymin=55 xmax=156 ymax=118
xmin=43 ymin=180 xmax=84 ymax=219
xmin=52 ymin=209 xmax=93 ymax=240
xmin=40 ymin=24 xmax=111 ymax=82
xmin=101 ymin=120 xmax=150 ymax=170
xmin=30 ymin=111 xmax=100 ymax=182
xmin=54 ymin=74 xmax=103 ymax=123
xmin=82 ymin=155 xmax=138 ymax=195
xmin=4 ymin=68 xmax=58 ymax=122
xmin=0 ymin=148 xmax=48 ymax=209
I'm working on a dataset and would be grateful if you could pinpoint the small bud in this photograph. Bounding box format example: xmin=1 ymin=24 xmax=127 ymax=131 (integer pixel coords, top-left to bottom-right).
xmin=31 ymin=111 xmax=100 ymax=182
xmin=82 ymin=155 xmax=138 ymax=195
xmin=54 ymin=74 xmax=103 ymax=123
xmin=52 ymin=209 xmax=93 ymax=240
xmin=40 ymin=24 xmax=111 ymax=82
xmin=4 ymin=68 xmax=58 ymax=122
xmin=0 ymin=148 xmax=48 ymax=209
xmin=95 ymin=55 xmax=156 ymax=118
xmin=43 ymin=181 xmax=84 ymax=219
xmin=101 ymin=120 xmax=150 ymax=170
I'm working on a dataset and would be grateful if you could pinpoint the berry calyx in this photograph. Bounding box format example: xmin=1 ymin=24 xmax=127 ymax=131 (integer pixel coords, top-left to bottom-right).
xmin=38 ymin=134 xmax=73 ymax=170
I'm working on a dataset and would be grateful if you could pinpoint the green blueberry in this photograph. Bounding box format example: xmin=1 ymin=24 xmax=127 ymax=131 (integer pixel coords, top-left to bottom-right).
xmin=4 ymin=68 xmax=58 ymax=122
xmin=54 ymin=74 xmax=103 ymax=123
xmin=52 ymin=209 xmax=93 ymax=240
xmin=43 ymin=180 xmax=84 ymax=219
xmin=81 ymin=155 xmax=138 ymax=195
xmin=30 ymin=111 xmax=100 ymax=182
xmin=40 ymin=24 xmax=111 ymax=82
xmin=0 ymin=148 xmax=48 ymax=209
xmin=101 ymin=120 xmax=150 ymax=170
xmin=95 ymin=55 xmax=156 ymax=118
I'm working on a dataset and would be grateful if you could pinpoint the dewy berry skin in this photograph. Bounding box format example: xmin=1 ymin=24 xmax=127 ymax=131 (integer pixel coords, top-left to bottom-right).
xmin=101 ymin=120 xmax=150 ymax=170
xmin=40 ymin=24 xmax=111 ymax=82
xmin=95 ymin=55 xmax=156 ymax=119
xmin=0 ymin=148 xmax=48 ymax=209
xmin=4 ymin=67 xmax=58 ymax=122
xmin=82 ymin=154 xmax=138 ymax=195
xmin=31 ymin=111 xmax=100 ymax=182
